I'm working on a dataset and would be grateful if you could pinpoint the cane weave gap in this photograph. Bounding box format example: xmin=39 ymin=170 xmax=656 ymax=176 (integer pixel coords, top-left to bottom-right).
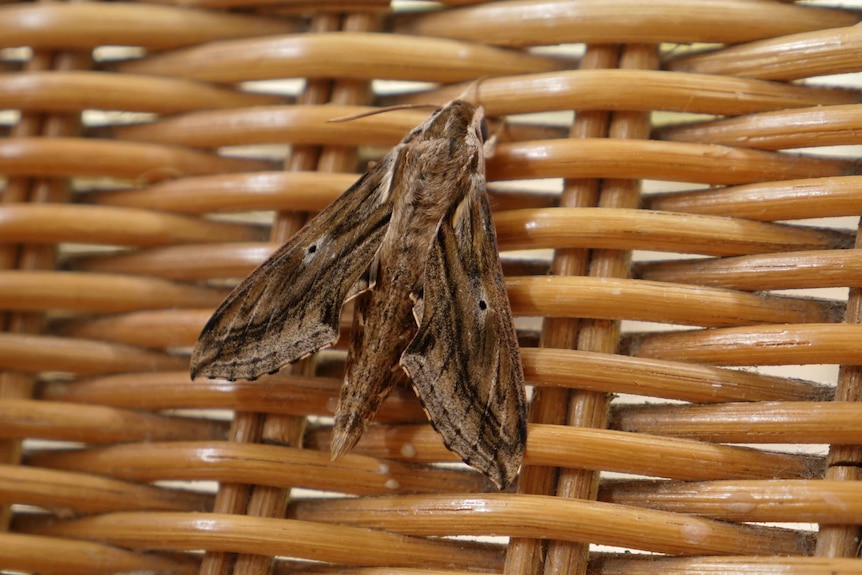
xmin=1 ymin=1 xmax=861 ymax=575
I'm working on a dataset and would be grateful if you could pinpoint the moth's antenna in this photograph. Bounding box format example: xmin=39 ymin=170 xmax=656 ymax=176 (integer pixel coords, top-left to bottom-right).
xmin=328 ymin=103 xmax=439 ymax=123
xmin=457 ymin=77 xmax=488 ymax=106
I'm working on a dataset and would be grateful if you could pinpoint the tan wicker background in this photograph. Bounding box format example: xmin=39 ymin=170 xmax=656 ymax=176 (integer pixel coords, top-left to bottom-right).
xmin=2 ymin=0 xmax=862 ymax=573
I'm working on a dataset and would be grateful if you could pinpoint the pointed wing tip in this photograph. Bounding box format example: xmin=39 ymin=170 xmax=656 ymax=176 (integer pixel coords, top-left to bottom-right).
xmin=491 ymin=468 xmax=520 ymax=490
xmin=188 ymin=353 xmax=223 ymax=381
xmin=488 ymin=449 xmax=524 ymax=490
xmin=330 ymin=429 xmax=358 ymax=461
xmin=188 ymin=358 xmax=205 ymax=382
xmin=189 ymin=344 xmax=216 ymax=381
xmin=454 ymin=438 xmax=524 ymax=490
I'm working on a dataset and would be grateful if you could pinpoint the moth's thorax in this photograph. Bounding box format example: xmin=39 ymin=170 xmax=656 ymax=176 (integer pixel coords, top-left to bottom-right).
xmin=385 ymin=101 xmax=485 ymax=230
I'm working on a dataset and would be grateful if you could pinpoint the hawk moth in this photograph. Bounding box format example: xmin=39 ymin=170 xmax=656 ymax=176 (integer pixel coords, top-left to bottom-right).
xmin=191 ymin=99 xmax=527 ymax=488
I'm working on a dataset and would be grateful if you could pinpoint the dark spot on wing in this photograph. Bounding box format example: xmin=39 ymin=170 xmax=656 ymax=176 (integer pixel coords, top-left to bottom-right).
xmin=478 ymin=300 xmax=487 ymax=311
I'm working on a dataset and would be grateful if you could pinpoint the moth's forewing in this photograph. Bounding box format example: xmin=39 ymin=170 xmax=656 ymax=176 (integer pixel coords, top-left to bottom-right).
xmin=332 ymin=101 xmax=483 ymax=456
xmin=190 ymin=153 xmax=398 ymax=381
xmin=400 ymin=104 xmax=527 ymax=489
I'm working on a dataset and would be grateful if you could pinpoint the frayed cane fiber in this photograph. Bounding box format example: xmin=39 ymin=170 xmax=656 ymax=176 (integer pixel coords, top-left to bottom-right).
xmin=1 ymin=2 xmax=862 ymax=575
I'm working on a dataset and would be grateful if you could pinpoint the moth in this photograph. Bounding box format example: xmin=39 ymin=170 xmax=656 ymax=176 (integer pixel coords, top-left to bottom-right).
xmin=190 ymin=99 xmax=527 ymax=488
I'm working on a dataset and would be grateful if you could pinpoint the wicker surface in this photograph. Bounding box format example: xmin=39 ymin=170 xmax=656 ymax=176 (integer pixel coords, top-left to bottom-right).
xmin=2 ymin=1 xmax=862 ymax=574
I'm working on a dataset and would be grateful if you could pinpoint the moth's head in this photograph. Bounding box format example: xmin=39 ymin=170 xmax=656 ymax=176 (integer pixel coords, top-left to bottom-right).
xmin=422 ymin=100 xmax=476 ymax=140
xmin=420 ymin=99 xmax=485 ymax=144
xmin=456 ymin=76 xmax=489 ymax=141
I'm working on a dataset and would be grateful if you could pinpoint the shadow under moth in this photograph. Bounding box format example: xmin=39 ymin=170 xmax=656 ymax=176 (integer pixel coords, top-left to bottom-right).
xmin=191 ymin=99 xmax=527 ymax=488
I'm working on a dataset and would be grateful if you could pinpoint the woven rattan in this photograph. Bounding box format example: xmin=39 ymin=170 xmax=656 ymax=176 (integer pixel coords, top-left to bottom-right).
xmin=2 ymin=1 xmax=862 ymax=574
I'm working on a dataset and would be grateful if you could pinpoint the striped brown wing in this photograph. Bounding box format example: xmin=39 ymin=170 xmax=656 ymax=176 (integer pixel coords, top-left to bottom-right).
xmin=400 ymin=182 xmax=527 ymax=489
xmin=191 ymin=155 xmax=399 ymax=382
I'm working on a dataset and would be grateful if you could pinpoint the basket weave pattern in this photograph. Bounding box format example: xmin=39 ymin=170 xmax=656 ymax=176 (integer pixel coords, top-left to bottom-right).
xmin=1 ymin=1 xmax=862 ymax=574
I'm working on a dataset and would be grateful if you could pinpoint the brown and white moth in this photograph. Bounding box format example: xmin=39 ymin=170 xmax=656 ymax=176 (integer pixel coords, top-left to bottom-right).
xmin=190 ymin=99 xmax=527 ymax=488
